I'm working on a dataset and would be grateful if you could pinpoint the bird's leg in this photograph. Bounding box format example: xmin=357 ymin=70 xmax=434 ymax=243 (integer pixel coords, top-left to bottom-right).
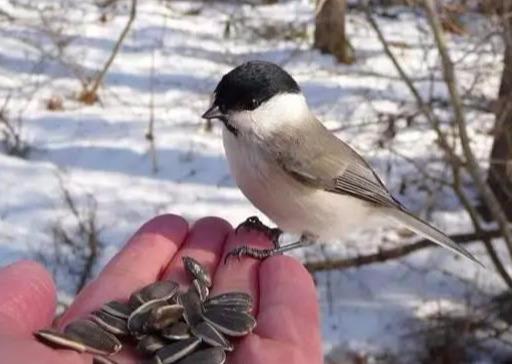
xmin=235 ymin=216 xmax=282 ymax=249
xmin=225 ymin=233 xmax=315 ymax=263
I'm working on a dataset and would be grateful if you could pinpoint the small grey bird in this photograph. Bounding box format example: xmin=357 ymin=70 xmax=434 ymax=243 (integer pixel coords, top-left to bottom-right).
xmin=202 ymin=60 xmax=481 ymax=265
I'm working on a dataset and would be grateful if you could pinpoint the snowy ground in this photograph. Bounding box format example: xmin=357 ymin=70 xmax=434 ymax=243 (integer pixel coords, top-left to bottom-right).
xmin=0 ymin=0 xmax=509 ymax=361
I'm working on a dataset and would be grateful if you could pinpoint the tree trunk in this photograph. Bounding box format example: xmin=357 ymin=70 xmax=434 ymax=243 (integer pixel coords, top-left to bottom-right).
xmin=487 ymin=11 xmax=512 ymax=220
xmin=314 ymin=0 xmax=354 ymax=64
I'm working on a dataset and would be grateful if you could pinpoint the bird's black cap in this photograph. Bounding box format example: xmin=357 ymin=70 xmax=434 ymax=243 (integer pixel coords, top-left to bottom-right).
xmin=211 ymin=61 xmax=301 ymax=114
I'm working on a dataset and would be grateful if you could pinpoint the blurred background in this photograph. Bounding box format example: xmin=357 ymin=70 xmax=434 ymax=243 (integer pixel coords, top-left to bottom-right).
xmin=1 ymin=0 xmax=512 ymax=362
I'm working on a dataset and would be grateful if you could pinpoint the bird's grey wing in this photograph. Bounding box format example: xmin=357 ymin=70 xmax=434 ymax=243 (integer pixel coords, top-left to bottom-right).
xmin=269 ymin=121 xmax=402 ymax=209
xmin=336 ymin=153 xmax=408 ymax=209
xmin=268 ymin=119 xmax=483 ymax=266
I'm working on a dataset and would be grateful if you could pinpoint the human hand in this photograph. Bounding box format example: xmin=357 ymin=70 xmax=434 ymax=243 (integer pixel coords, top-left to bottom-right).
xmin=0 ymin=215 xmax=322 ymax=364
xmin=0 ymin=260 xmax=88 ymax=364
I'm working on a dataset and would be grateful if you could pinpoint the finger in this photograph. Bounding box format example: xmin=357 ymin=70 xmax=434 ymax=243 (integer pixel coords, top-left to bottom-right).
xmin=1 ymin=338 xmax=90 ymax=364
xmin=255 ymin=256 xmax=321 ymax=361
xmin=162 ymin=217 xmax=232 ymax=286
xmin=0 ymin=260 xmax=56 ymax=337
xmin=58 ymin=214 xmax=188 ymax=328
xmin=210 ymin=229 xmax=274 ymax=315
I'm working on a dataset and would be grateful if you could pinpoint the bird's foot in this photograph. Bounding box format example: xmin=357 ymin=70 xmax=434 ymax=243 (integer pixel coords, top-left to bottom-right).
xmin=224 ymin=246 xmax=278 ymax=264
xmin=224 ymin=236 xmax=312 ymax=264
xmin=235 ymin=216 xmax=282 ymax=249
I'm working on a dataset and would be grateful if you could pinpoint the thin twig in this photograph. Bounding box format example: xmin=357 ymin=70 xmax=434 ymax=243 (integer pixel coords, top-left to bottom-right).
xmin=52 ymin=176 xmax=103 ymax=293
xmin=146 ymin=48 xmax=158 ymax=173
xmin=86 ymin=0 xmax=137 ymax=97
xmin=305 ymin=229 xmax=502 ymax=272
xmin=452 ymin=165 xmax=512 ymax=288
xmin=364 ymin=5 xmax=462 ymax=166
xmin=424 ymin=0 xmax=512 ymax=258
xmin=363 ymin=4 xmax=512 ymax=282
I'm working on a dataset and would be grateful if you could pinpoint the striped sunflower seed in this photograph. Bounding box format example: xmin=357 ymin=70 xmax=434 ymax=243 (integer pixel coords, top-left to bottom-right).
xmin=100 ymin=300 xmax=132 ymax=319
xmin=64 ymin=319 xmax=122 ymax=355
xmin=34 ymin=329 xmax=87 ymax=353
xmin=161 ymin=322 xmax=191 ymax=340
xmin=145 ymin=304 xmax=184 ymax=331
xmin=34 ymin=257 xmax=259 ymax=363
xmin=202 ymin=308 xmax=256 ymax=337
xmin=90 ymin=310 xmax=129 ymax=336
xmin=129 ymin=280 xmax=179 ymax=308
xmin=137 ymin=335 xmax=168 ymax=355
xmin=174 ymin=347 xmax=226 ymax=364
xmin=177 ymin=288 xmax=203 ymax=326
xmin=155 ymin=337 xmax=201 ymax=364
xmin=128 ymin=299 xmax=168 ymax=334
xmin=192 ymin=279 xmax=209 ymax=302
xmin=190 ymin=321 xmax=233 ymax=351
xmin=182 ymin=256 xmax=211 ymax=288
xmin=204 ymin=292 xmax=252 ymax=312
xmin=93 ymin=355 xmax=119 ymax=364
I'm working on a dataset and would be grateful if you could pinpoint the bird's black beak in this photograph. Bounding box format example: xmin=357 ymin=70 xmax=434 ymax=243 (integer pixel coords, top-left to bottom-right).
xmin=202 ymin=105 xmax=225 ymax=120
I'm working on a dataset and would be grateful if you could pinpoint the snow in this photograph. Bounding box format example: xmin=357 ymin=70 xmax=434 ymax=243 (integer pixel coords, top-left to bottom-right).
xmin=0 ymin=0 xmax=509 ymax=360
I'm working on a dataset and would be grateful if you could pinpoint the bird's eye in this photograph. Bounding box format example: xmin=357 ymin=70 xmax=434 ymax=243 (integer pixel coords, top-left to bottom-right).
xmin=250 ymin=99 xmax=258 ymax=108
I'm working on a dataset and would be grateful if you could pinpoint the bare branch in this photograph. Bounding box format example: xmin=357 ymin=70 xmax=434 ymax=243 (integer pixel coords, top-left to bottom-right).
xmin=362 ymin=4 xmax=512 ymax=283
xmin=363 ymin=13 xmax=466 ymax=173
xmin=41 ymin=176 xmax=104 ymax=293
xmin=452 ymin=165 xmax=512 ymax=288
xmin=146 ymin=48 xmax=158 ymax=173
xmin=424 ymin=0 xmax=512 ymax=257
xmin=364 ymin=5 xmax=462 ymax=165
xmin=305 ymin=229 xmax=501 ymax=272
xmin=80 ymin=0 xmax=137 ymax=103
xmin=0 ymin=94 xmax=30 ymax=157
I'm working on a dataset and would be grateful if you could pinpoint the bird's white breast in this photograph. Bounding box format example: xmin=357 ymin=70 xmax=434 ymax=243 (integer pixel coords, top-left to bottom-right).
xmin=222 ymin=129 xmax=373 ymax=240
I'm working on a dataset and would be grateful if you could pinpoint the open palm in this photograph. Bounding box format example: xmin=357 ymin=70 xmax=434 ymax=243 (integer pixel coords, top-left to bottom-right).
xmin=0 ymin=215 xmax=322 ymax=364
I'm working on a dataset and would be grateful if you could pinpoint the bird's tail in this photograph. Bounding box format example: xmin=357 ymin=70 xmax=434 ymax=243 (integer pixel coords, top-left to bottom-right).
xmin=386 ymin=208 xmax=484 ymax=267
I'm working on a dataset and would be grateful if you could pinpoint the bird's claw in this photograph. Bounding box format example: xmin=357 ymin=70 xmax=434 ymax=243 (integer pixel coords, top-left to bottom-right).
xmin=224 ymin=248 xmax=243 ymax=264
xmin=224 ymin=245 xmax=276 ymax=264
xmin=235 ymin=216 xmax=282 ymax=249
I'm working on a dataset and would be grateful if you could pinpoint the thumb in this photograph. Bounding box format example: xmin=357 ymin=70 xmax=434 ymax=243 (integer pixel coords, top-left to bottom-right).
xmin=0 ymin=260 xmax=57 ymax=336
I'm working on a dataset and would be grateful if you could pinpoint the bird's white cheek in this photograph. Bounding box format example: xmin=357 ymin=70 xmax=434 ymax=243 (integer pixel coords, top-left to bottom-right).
xmin=227 ymin=110 xmax=283 ymax=139
xmin=228 ymin=93 xmax=311 ymax=137
xmin=227 ymin=111 xmax=255 ymax=134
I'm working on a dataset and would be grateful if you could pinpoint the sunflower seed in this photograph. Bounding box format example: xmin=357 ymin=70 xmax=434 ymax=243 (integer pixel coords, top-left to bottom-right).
xmin=34 ymin=257 xmax=259 ymax=363
xmin=34 ymin=329 xmax=87 ymax=353
xmin=202 ymin=308 xmax=256 ymax=337
xmin=182 ymin=256 xmax=211 ymax=288
xmin=101 ymin=300 xmax=132 ymax=319
xmin=128 ymin=299 xmax=168 ymax=334
xmin=129 ymin=280 xmax=179 ymax=308
xmin=128 ymin=293 xmax=145 ymax=308
xmin=175 ymin=347 xmax=226 ymax=364
xmin=64 ymin=319 xmax=122 ymax=355
xmin=177 ymin=289 xmax=203 ymax=326
xmin=90 ymin=310 xmax=129 ymax=336
xmin=161 ymin=322 xmax=191 ymax=340
xmin=190 ymin=321 xmax=233 ymax=351
xmin=156 ymin=337 xmax=201 ymax=364
xmin=93 ymin=355 xmax=119 ymax=364
xmin=137 ymin=335 xmax=168 ymax=354
xmin=193 ymin=279 xmax=209 ymax=302
xmin=204 ymin=292 xmax=252 ymax=312
xmin=146 ymin=304 xmax=184 ymax=331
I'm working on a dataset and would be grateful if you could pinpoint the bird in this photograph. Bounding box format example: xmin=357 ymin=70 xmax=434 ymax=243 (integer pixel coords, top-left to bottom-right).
xmin=202 ymin=60 xmax=481 ymax=266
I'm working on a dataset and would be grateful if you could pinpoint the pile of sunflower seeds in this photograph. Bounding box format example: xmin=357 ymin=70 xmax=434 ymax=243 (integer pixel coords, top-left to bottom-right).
xmin=34 ymin=256 xmax=256 ymax=364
